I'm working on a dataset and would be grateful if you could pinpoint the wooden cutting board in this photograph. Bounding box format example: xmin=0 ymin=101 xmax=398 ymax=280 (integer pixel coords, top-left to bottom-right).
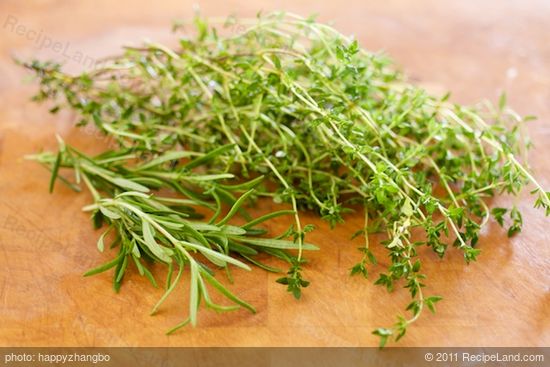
xmin=1 ymin=0 xmax=549 ymax=347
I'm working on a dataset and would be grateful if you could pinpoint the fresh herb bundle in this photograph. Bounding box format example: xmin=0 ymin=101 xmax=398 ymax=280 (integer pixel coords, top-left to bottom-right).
xmin=24 ymin=12 xmax=549 ymax=346
xmin=28 ymin=139 xmax=317 ymax=333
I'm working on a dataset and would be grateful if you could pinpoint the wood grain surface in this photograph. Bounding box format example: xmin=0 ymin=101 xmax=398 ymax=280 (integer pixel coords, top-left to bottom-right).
xmin=0 ymin=0 xmax=549 ymax=347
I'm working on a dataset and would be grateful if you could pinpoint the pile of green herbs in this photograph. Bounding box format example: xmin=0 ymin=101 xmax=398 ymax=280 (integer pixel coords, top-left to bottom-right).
xmin=25 ymin=12 xmax=549 ymax=346
xmin=30 ymin=139 xmax=317 ymax=333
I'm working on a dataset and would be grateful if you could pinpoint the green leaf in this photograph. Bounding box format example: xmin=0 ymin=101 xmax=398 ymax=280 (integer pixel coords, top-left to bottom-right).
xmin=201 ymin=269 xmax=256 ymax=313
xmin=198 ymin=276 xmax=240 ymax=312
xmin=235 ymin=237 xmax=319 ymax=251
xmin=186 ymin=222 xmax=221 ymax=232
xmin=99 ymin=206 xmax=121 ymax=220
xmin=184 ymin=173 xmax=234 ymax=182
xmin=464 ymin=247 xmax=481 ymax=263
xmin=112 ymin=177 xmax=150 ymax=192
xmin=48 ymin=151 xmax=62 ymax=193
xmin=142 ymin=266 xmax=158 ymax=288
xmin=179 ymin=241 xmax=251 ymax=270
xmin=227 ymin=241 xmax=258 ymax=256
xmin=183 ymin=144 xmax=235 ymax=169
xmin=241 ymin=254 xmax=281 ymax=272
xmin=491 ymin=207 xmax=507 ymax=227
xmin=132 ymin=254 xmax=145 ymax=276
xmin=507 ymin=225 xmax=521 ymax=237
xmin=272 ymin=54 xmax=282 ymax=69
xmin=137 ymin=151 xmax=197 ymax=170
xmin=151 ymin=262 xmax=184 ymax=315
xmin=97 ymin=228 xmax=111 ymax=253
xmin=219 ymin=225 xmax=247 ymax=236
xmin=166 ymin=318 xmax=190 ymax=335
xmin=242 ymin=209 xmax=295 ymax=229
xmin=401 ymin=198 xmax=413 ymax=216
xmin=372 ymin=328 xmax=393 ymax=348
xmin=218 ymin=175 xmax=264 ymax=191
xmin=142 ymin=221 xmax=172 ymax=263
xmin=499 ymin=92 xmax=507 ymax=111
xmin=425 ymin=295 xmax=443 ymax=314
xmin=189 ymin=261 xmax=200 ymax=326
xmin=116 ymin=191 xmax=151 ymax=199
xmin=83 ymin=251 xmax=125 ymax=277
xmin=350 ymin=263 xmax=368 ymax=278
xmin=115 ymin=254 xmax=128 ymax=283
xmin=406 ymin=300 xmax=420 ymax=316
xmin=217 ymin=189 xmax=255 ymax=226
xmin=372 ymin=327 xmax=393 ymax=337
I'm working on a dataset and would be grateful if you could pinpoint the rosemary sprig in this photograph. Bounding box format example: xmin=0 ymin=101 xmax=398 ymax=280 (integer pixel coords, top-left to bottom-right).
xmin=23 ymin=11 xmax=549 ymax=345
xmin=28 ymin=139 xmax=317 ymax=331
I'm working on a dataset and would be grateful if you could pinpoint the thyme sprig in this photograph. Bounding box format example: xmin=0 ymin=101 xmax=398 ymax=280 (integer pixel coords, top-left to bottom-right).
xmin=28 ymin=139 xmax=317 ymax=332
xmin=24 ymin=12 xmax=549 ymax=345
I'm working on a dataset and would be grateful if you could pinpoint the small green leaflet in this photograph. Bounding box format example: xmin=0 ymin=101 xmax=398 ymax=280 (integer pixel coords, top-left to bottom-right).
xmin=235 ymin=237 xmax=319 ymax=250
xmin=97 ymin=228 xmax=111 ymax=252
xmin=189 ymin=261 xmax=199 ymax=326
xmin=136 ymin=151 xmax=198 ymax=170
xmin=112 ymin=177 xmax=150 ymax=192
xmin=142 ymin=221 xmax=172 ymax=263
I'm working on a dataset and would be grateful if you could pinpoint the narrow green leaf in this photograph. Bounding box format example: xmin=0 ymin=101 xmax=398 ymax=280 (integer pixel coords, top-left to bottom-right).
xmin=189 ymin=261 xmax=200 ymax=326
xmin=97 ymin=228 xmax=111 ymax=253
xmin=83 ymin=251 xmax=125 ymax=277
xmin=184 ymin=173 xmax=234 ymax=182
xmin=186 ymin=222 xmax=221 ymax=232
xmin=137 ymin=151 xmax=198 ymax=170
xmin=218 ymin=175 xmax=265 ymax=191
xmin=142 ymin=266 xmax=158 ymax=288
xmin=130 ymin=250 xmax=144 ymax=274
xmin=115 ymin=254 xmax=128 ymax=283
xmin=499 ymin=92 xmax=507 ymax=111
xmin=227 ymin=241 xmax=258 ymax=256
xmin=116 ymin=191 xmax=151 ymax=199
xmin=142 ymin=220 xmax=172 ymax=263
xmin=241 ymin=254 xmax=282 ymax=273
xmin=99 ymin=206 xmax=121 ymax=220
xmin=198 ymin=276 xmax=240 ymax=312
xmin=183 ymin=144 xmax=235 ymax=169
xmin=235 ymin=237 xmax=319 ymax=251
xmin=131 ymin=240 xmax=141 ymax=258
xmin=112 ymin=177 xmax=150 ymax=192
xmin=201 ymin=269 xmax=256 ymax=313
xmin=48 ymin=151 xmax=62 ymax=193
xmin=151 ymin=262 xmax=184 ymax=315
xmin=166 ymin=318 xmax=190 ymax=335
xmin=220 ymin=225 xmax=247 ymax=236
xmin=242 ymin=209 xmax=296 ymax=229
xmin=217 ymin=189 xmax=255 ymax=226
xmin=180 ymin=241 xmax=251 ymax=270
